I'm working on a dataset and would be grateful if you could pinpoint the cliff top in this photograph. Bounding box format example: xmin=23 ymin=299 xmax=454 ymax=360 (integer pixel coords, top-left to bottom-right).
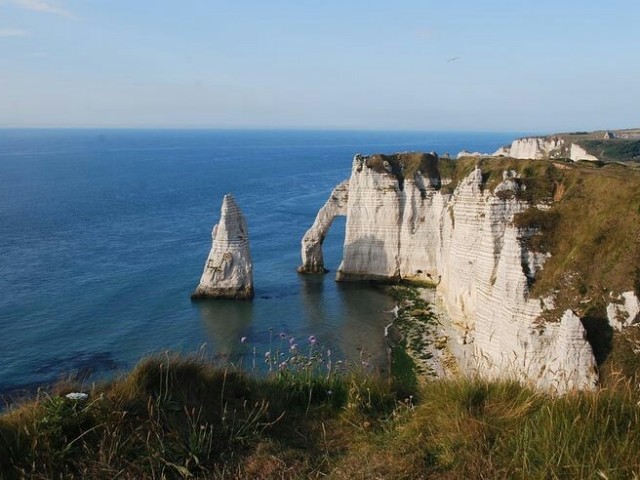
xmin=516 ymin=128 xmax=640 ymax=163
xmin=365 ymin=152 xmax=440 ymax=180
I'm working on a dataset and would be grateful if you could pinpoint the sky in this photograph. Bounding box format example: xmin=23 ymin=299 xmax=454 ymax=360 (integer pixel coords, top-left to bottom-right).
xmin=0 ymin=0 xmax=638 ymax=131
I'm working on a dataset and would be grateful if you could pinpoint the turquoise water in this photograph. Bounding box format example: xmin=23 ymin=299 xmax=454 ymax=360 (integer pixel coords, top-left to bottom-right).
xmin=0 ymin=129 xmax=518 ymax=397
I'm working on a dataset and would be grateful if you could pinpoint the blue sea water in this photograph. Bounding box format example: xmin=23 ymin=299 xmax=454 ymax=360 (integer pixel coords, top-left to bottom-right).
xmin=0 ymin=129 xmax=518 ymax=397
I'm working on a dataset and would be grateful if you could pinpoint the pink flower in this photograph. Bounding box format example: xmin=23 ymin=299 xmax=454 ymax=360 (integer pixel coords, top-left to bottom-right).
xmin=308 ymin=335 xmax=317 ymax=345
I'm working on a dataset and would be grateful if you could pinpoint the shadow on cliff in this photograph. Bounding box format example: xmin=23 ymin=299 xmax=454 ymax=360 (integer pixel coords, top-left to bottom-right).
xmin=338 ymin=235 xmax=395 ymax=281
xmin=581 ymin=315 xmax=613 ymax=368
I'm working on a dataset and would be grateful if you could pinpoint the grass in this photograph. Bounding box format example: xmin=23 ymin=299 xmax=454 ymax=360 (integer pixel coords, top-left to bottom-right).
xmin=3 ymin=354 xmax=640 ymax=479
xmin=363 ymin=152 xmax=440 ymax=190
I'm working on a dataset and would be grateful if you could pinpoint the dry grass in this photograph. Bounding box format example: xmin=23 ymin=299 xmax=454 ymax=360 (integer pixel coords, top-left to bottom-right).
xmin=364 ymin=152 xmax=440 ymax=186
xmin=3 ymin=354 xmax=640 ymax=479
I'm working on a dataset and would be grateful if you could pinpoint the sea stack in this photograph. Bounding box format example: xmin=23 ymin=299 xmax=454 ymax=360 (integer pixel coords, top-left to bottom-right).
xmin=191 ymin=194 xmax=254 ymax=300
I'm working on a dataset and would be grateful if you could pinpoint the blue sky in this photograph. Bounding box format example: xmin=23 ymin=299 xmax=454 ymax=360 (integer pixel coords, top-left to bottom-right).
xmin=0 ymin=0 xmax=638 ymax=131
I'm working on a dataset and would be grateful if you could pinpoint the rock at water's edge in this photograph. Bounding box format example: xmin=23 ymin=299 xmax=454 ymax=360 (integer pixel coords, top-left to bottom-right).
xmin=191 ymin=194 xmax=254 ymax=300
xmin=298 ymin=180 xmax=349 ymax=274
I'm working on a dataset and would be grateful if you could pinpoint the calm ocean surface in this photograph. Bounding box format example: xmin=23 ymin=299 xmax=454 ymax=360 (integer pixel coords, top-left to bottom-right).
xmin=0 ymin=129 xmax=519 ymax=397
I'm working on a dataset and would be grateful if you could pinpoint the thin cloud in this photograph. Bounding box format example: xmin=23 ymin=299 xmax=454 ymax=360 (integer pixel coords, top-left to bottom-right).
xmin=10 ymin=0 xmax=76 ymax=19
xmin=0 ymin=27 xmax=30 ymax=37
xmin=414 ymin=28 xmax=438 ymax=40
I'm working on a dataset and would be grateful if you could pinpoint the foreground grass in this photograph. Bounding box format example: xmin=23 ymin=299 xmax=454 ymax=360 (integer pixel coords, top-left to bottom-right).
xmin=2 ymin=354 xmax=640 ymax=479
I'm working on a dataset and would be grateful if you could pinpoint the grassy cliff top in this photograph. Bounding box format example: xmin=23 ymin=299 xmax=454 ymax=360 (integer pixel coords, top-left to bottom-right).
xmin=444 ymin=156 xmax=640 ymax=325
xmin=365 ymin=152 xmax=440 ymax=180
xmin=2 ymin=354 xmax=640 ymax=479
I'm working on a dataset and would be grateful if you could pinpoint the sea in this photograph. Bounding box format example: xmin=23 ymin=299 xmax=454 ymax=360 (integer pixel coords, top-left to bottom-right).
xmin=0 ymin=129 xmax=520 ymax=399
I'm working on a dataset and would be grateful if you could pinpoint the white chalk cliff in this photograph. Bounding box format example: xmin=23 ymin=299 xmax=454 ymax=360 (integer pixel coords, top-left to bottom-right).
xmin=192 ymin=194 xmax=254 ymax=300
xmin=301 ymin=154 xmax=599 ymax=391
xmin=494 ymin=137 xmax=599 ymax=162
xmin=298 ymin=181 xmax=349 ymax=274
xmin=607 ymin=291 xmax=640 ymax=331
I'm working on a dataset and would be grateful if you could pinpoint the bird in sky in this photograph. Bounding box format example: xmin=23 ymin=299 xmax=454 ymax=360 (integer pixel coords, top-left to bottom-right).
xmin=446 ymin=56 xmax=460 ymax=63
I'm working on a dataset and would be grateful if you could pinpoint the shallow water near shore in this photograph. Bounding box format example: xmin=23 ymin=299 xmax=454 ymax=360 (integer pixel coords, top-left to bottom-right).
xmin=0 ymin=129 xmax=519 ymax=397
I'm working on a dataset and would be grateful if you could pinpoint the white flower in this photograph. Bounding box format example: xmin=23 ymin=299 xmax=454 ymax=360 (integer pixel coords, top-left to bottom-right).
xmin=65 ymin=392 xmax=88 ymax=401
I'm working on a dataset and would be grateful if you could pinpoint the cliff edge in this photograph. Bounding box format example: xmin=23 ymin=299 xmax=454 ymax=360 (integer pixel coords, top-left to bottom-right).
xmin=300 ymin=153 xmax=640 ymax=391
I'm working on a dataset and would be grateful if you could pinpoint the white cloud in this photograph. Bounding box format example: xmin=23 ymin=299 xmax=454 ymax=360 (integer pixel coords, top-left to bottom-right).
xmin=10 ymin=0 xmax=76 ymax=19
xmin=0 ymin=27 xmax=30 ymax=37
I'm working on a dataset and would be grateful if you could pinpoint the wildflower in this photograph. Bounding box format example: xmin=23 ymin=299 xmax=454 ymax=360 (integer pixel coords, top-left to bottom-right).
xmin=327 ymin=349 xmax=332 ymax=357
xmin=290 ymin=343 xmax=297 ymax=352
xmin=289 ymin=336 xmax=295 ymax=345
xmin=240 ymin=336 xmax=248 ymax=344
xmin=280 ymin=332 xmax=286 ymax=339
xmin=65 ymin=392 xmax=88 ymax=401
xmin=309 ymin=335 xmax=317 ymax=345
xmin=265 ymin=351 xmax=271 ymax=358
xmin=279 ymin=361 xmax=287 ymax=369
xmin=327 ymin=390 xmax=333 ymax=396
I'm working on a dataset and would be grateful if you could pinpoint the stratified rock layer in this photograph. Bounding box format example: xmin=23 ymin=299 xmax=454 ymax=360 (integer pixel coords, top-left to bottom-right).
xmin=192 ymin=194 xmax=254 ymax=300
xmin=301 ymin=154 xmax=599 ymax=392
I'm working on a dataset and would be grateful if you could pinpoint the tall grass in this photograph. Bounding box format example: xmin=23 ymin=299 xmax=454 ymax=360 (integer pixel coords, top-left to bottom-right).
xmin=2 ymin=354 xmax=640 ymax=479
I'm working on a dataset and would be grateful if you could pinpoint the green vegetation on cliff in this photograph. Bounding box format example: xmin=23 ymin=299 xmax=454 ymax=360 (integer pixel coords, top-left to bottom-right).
xmin=2 ymin=354 xmax=640 ymax=479
xmin=577 ymin=138 xmax=640 ymax=163
xmin=440 ymin=156 xmax=640 ymax=381
xmin=444 ymin=156 xmax=640 ymax=317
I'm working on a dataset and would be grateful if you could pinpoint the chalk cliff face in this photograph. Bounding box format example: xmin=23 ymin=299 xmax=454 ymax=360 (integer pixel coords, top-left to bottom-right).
xmin=607 ymin=292 xmax=640 ymax=331
xmin=569 ymin=143 xmax=599 ymax=162
xmin=298 ymin=181 xmax=349 ymax=274
xmin=301 ymin=154 xmax=599 ymax=391
xmin=494 ymin=137 xmax=599 ymax=162
xmin=494 ymin=137 xmax=565 ymax=160
xmin=192 ymin=194 xmax=254 ymax=300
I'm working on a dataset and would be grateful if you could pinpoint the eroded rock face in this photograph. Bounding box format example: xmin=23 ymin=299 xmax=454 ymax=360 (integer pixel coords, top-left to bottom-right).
xmin=494 ymin=137 xmax=564 ymax=159
xmin=494 ymin=137 xmax=599 ymax=162
xmin=607 ymin=292 xmax=640 ymax=330
xmin=303 ymin=154 xmax=599 ymax=391
xmin=298 ymin=181 xmax=349 ymax=274
xmin=569 ymin=143 xmax=599 ymax=162
xmin=191 ymin=194 xmax=254 ymax=300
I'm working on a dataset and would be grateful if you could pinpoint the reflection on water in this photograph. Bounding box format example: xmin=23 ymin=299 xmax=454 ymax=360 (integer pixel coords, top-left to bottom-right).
xmin=299 ymin=274 xmax=326 ymax=329
xmin=335 ymin=283 xmax=392 ymax=371
xmin=197 ymin=273 xmax=394 ymax=374
xmin=197 ymin=300 xmax=254 ymax=360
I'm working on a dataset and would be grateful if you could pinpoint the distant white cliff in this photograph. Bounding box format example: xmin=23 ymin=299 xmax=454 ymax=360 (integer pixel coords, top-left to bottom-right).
xmin=493 ymin=137 xmax=599 ymax=162
xmin=300 ymin=154 xmax=600 ymax=391
xmin=192 ymin=194 xmax=254 ymax=300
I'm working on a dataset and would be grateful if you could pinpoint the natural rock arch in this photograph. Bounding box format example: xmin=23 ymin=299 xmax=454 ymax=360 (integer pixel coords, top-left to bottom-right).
xmin=297 ymin=180 xmax=349 ymax=274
